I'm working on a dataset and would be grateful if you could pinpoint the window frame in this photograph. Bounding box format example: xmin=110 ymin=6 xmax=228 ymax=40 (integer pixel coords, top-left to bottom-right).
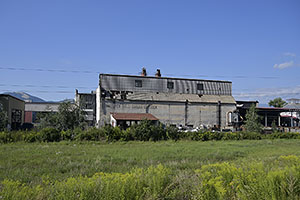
xmin=197 ymin=83 xmax=204 ymax=91
xmin=135 ymin=80 xmax=142 ymax=87
xmin=167 ymin=82 xmax=174 ymax=89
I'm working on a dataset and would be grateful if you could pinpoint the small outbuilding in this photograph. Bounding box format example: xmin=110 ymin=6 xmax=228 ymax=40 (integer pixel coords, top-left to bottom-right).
xmin=110 ymin=113 xmax=159 ymax=129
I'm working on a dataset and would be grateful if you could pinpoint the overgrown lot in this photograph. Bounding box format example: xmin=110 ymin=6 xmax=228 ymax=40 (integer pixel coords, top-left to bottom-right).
xmin=1 ymin=140 xmax=300 ymax=199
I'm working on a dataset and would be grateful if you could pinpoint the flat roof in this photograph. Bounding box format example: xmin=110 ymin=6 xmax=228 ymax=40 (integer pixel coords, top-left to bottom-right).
xmin=111 ymin=113 xmax=159 ymax=121
xmin=257 ymin=107 xmax=300 ymax=112
xmin=100 ymin=73 xmax=232 ymax=83
xmin=236 ymin=100 xmax=259 ymax=103
xmin=25 ymin=102 xmax=61 ymax=105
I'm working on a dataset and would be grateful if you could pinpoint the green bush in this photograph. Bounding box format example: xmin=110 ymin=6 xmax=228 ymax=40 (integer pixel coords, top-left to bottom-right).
xmin=166 ymin=126 xmax=180 ymax=141
xmin=75 ymin=127 xmax=106 ymax=141
xmin=0 ymin=131 xmax=25 ymax=143
xmin=1 ymin=123 xmax=300 ymax=143
xmin=23 ymin=131 xmax=41 ymax=143
xmin=131 ymin=120 xmax=154 ymax=141
xmin=0 ymin=131 xmax=10 ymax=143
xmin=60 ymin=129 xmax=74 ymax=141
xmin=265 ymin=132 xmax=300 ymax=139
xmin=120 ymin=127 xmax=134 ymax=141
xmin=101 ymin=125 xmax=123 ymax=142
xmin=39 ymin=128 xmax=61 ymax=142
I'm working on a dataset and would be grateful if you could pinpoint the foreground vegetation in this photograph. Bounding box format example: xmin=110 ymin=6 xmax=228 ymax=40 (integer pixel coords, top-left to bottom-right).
xmin=1 ymin=120 xmax=300 ymax=144
xmin=1 ymin=140 xmax=300 ymax=199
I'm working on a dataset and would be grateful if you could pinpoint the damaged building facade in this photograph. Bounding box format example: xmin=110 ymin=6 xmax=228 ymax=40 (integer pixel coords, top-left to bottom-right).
xmin=95 ymin=70 xmax=236 ymax=129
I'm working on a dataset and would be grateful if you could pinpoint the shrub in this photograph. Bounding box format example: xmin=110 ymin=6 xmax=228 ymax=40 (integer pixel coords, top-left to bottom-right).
xmin=60 ymin=129 xmax=74 ymax=141
xmin=39 ymin=127 xmax=61 ymax=142
xmin=101 ymin=125 xmax=123 ymax=142
xmin=132 ymin=120 xmax=154 ymax=141
xmin=242 ymin=131 xmax=262 ymax=140
xmin=0 ymin=131 xmax=10 ymax=143
xmin=166 ymin=126 xmax=180 ymax=141
xmin=0 ymin=131 xmax=25 ymax=143
xmin=120 ymin=127 xmax=134 ymax=141
xmin=23 ymin=131 xmax=41 ymax=143
xmin=126 ymin=120 xmax=166 ymax=141
xmin=75 ymin=127 xmax=105 ymax=141
xmin=149 ymin=123 xmax=166 ymax=141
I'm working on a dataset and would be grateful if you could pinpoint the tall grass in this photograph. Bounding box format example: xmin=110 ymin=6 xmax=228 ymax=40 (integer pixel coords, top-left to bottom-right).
xmin=1 ymin=156 xmax=300 ymax=199
xmin=1 ymin=140 xmax=300 ymax=185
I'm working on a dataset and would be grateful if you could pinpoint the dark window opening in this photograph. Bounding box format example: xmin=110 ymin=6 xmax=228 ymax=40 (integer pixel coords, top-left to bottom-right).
xmin=135 ymin=80 xmax=142 ymax=87
xmin=197 ymin=83 xmax=204 ymax=91
xmin=167 ymin=82 xmax=174 ymax=89
xmin=12 ymin=109 xmax=22 ymax=123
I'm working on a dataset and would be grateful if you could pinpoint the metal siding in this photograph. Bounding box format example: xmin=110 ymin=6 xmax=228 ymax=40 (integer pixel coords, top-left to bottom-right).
xmin=100 ymin=74 xmax=232 ymax=96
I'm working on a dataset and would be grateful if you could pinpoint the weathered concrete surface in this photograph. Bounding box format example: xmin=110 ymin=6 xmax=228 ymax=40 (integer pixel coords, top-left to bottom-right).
xmin=98 ymin=93 xmax=236 ymax=128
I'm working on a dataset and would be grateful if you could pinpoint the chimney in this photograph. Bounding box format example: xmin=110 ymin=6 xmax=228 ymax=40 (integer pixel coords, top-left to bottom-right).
xmin=155 ymin=69 xmax=161 ymax=77
xmin=141 ymin=67 xmax=147 ymax=76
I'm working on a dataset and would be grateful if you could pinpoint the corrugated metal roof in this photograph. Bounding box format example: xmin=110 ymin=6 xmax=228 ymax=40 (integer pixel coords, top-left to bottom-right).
xmin=100 ymin=73 xmax=232 ymax=83
xmin=111 ymin=113 xmax=158 ymax=121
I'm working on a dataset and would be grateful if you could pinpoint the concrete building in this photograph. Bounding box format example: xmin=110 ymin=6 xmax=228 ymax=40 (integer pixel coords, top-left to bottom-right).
xmin=75 ymin=90 xmax=96 ymax=126
xmin=96 ymin=70 xmax=236 ymax=129
xmin=0 ymin=94 xmax=25 ymax=130
xmin=24 ymin=102 xmax=60 ymax=124
xmin=235 ymin=100 xmax=300 ymax=130
xmin=282 ymin=98 xmax=300 ymax=127
xmin=110 ymin=113 xmax=159 ymax=129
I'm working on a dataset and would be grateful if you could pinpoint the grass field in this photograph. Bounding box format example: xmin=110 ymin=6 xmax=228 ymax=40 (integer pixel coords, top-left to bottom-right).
xmin=1 ymin=139 xmax=300 ymax=185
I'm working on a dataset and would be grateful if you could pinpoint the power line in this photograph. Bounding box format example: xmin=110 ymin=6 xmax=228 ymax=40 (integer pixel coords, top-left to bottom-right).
xmin=0 ymin=66 xmax=282 ymax=79
xmin=0 ymin=83 xmax=94 ymax=89
xmin=0 ymin=90 xmax=75 ymax=94
xmin=0 ymin=67 xmax=99 ymax=74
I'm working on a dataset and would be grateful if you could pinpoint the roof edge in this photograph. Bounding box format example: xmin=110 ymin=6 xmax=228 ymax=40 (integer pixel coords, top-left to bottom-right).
xmin=99 ymin=73 xmax=232 ymax=83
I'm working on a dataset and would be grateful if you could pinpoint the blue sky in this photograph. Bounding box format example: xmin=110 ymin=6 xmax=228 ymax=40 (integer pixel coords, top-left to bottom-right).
xmin=0 ymin=0 xmax=299 ymax=104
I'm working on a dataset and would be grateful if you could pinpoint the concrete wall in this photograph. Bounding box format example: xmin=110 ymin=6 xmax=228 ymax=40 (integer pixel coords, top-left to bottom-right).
xmin=99 ymin=98 xmax=236 ymax=128
xmin=25 ymin=103 xmax=60 ymax=112
xmin=96 ymin=74 xmax=236 ymax=129
xmin=75 ymin=92 xmax=96 ymax=126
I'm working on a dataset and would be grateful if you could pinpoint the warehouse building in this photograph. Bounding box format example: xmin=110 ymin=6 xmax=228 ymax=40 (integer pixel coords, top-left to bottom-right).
xmin=0 ymin=94 xmax=25 ymax=130
xmin=24 ymin=102 xmax=60 ymax=124
xmin=95 ymin=69 xmax=236 ymax=130
xmin=75 ymin=90 xmax=96 ymax=126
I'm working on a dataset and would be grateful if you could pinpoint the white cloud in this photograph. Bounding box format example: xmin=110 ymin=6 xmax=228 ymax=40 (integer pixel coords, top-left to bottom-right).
xmin=273 ymin=61 xmax=294 ymax=69
xmin=233 ymin=86 xmax=300 ymax=104
xmin=283 ymin=52 xmax=296 ymax=57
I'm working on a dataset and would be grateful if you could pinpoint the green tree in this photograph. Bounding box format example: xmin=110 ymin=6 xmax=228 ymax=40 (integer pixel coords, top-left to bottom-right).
xmin=268 ymin=97 xmax=287 ymax=108
xmin=37 ymin=112 xmax=58 ymax=129
xmin=38 ymin=102 xmax=87 ymax=131
xmin=245 ymin=104 xmax=263 ymax=133
xmin=0 ymin=102 xmax=8 ymax=131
